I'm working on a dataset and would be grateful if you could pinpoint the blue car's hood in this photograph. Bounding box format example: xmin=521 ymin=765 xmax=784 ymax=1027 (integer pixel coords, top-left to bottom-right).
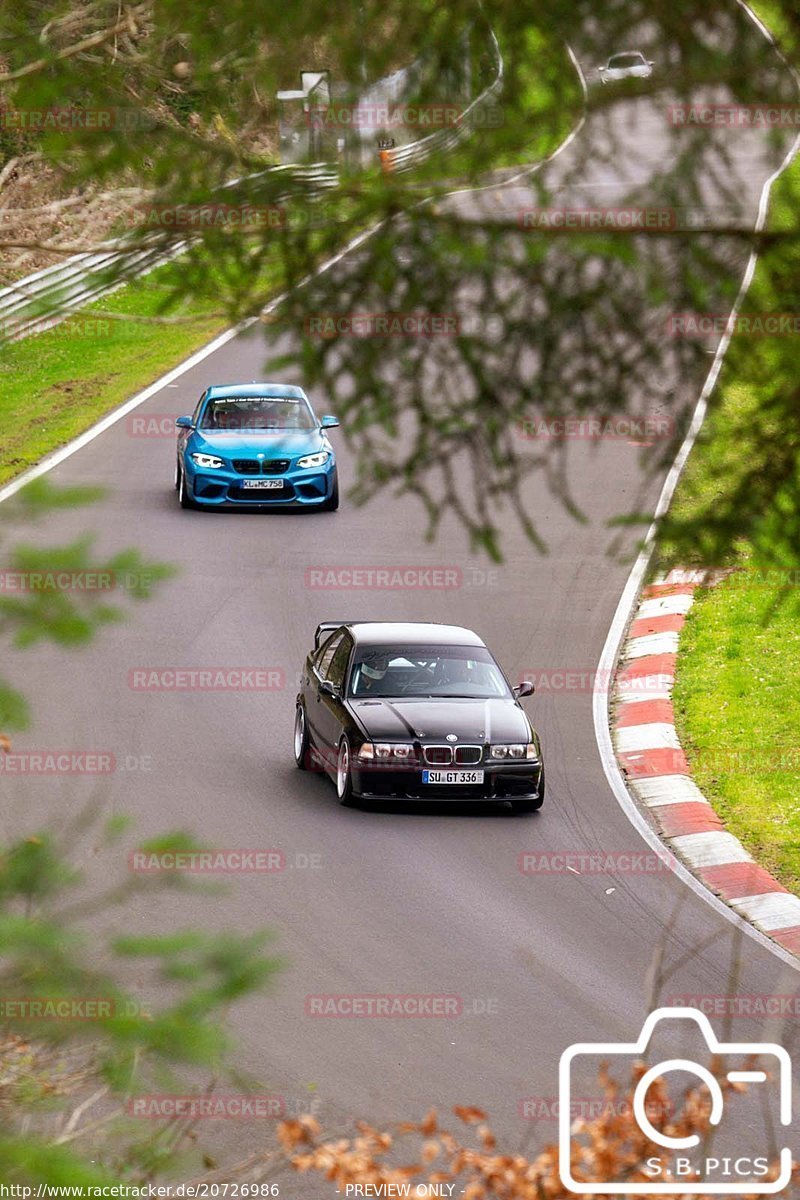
xmin=191 ymin=429 xmax=327 ymax=458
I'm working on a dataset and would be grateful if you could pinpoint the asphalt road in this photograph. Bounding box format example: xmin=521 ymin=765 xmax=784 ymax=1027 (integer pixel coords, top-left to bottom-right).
xmin=2 ymin=12 xmax=799 ymax=1189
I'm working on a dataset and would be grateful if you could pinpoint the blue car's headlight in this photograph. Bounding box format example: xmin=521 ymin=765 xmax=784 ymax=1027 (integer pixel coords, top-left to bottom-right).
xmin=191 ymin=453 xmax=224 ymax=469
xmin=297 ymin=451 xmax=330 ymax=469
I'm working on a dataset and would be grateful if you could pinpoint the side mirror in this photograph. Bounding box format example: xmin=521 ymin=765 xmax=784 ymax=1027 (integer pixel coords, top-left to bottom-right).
xmin=175 ymin=415 xmax=193 ymax=429
xmin=320 ymin=415 xmax=340 ymax=429
xmin=319 ymin=680 xmax=341 ymax=699
xmin=514 ymin=680 xmax=535 ymax=698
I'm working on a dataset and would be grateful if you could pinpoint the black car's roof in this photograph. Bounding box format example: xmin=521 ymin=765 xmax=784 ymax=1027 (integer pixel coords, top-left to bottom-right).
xmin=335 ymin=622 xmax=485 ymax=648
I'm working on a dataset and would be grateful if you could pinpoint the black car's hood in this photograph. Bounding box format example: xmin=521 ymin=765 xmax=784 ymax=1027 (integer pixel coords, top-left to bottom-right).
xmin=348 ymin=696 xmax=532 ymax=743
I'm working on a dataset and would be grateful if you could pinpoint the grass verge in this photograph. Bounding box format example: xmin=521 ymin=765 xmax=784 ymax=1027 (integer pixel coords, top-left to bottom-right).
xmin=0 ymin=261 xmax=229 ymax=487
xmin=656 ymin=0 xmax=800 ymax=894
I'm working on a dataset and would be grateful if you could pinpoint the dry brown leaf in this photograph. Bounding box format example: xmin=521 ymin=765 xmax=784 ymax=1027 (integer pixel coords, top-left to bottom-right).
xmin=454 ymin=1104 xmax=488 ymax=1124
xmin=420 ymin=1107 xmax=438 ymax=1135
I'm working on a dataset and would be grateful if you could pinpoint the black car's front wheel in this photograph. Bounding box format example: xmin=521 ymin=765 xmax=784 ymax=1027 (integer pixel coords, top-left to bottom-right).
xmin=511 ymin=770 xmax=545 ymax=814
xmin=336 ymin=736 xmax=354 ymax=805
xmin=293 ymin=704 xmax=310 ymax=769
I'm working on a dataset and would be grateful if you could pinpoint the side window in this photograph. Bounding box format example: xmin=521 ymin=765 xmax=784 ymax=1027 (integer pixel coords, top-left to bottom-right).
xmin=191 ymin=392 xmax=206 ymax=426
xmin=327 ymin=636 xmax=353 ymax=690
xmin=315 ymin=632 xmax=343 ymax=679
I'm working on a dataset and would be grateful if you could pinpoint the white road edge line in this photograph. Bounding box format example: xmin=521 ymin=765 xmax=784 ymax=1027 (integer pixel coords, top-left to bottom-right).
xmin=593 ymin=1 xmax=800 ymax=972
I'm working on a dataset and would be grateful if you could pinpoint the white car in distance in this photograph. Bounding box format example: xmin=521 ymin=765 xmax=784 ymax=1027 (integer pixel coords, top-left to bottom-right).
xmin=599 ymin=51 xmax=654 ymax=84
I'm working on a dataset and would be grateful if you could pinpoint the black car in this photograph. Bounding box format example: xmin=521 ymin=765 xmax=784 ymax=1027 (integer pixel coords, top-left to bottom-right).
xmin=293 ymin=621 xmax=544 ymax=811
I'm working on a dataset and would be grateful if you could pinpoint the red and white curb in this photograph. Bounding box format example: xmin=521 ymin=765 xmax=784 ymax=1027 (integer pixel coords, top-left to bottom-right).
xmin=613 ymin=567 xmax=800 ymax=960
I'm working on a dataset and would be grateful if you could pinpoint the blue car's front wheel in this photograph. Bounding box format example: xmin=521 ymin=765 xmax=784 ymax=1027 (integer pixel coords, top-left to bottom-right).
xmin=177 ymin=463 xmax=197 ymax=510
xmin=319 ymin=468 xmax=339 ymax=513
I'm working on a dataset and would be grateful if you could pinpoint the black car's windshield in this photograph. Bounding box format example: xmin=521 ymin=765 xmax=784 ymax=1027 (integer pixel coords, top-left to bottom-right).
xmin=349 ymin=644 xmax=512 ymax=699
xmin=200 ymin=396 xmax=315 ymax=431
xmin=608 ymin=53 xmax=644 ymax=67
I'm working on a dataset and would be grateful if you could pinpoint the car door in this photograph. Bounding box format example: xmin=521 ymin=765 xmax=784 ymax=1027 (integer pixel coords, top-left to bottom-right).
xmin=306 ymin=630 xmax=344 ymax=751
xmin=314 ymin=633 xmax=353 ymax=769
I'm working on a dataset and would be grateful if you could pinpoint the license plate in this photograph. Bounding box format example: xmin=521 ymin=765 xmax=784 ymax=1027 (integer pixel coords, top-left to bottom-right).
xmin=242 ymin=479 xmax=284 ymax=490
xmin=422 ymin=769 xmax=484 ymax=785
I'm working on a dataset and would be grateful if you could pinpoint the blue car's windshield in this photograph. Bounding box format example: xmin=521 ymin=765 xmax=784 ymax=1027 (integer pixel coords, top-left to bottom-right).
xmin=200 ymin=396 xmax=315 ymax=431
xmin=349 ymin=645 xmax=512 ymax=699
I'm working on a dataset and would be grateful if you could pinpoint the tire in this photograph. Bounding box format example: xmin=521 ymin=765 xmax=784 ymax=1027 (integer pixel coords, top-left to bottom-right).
xmin=511 ymin=770 xmax=545 ymax=814
xmin=319 ymin=470 xmax=339 ymax=512
xmin=293 ymin=704 xmax=310 ymax=769
xmin=178 ymin=465 xmax=196 ymax=510
xmin=335 ymin=736 xmax=354 ymax=805
xmin=174 ymin=457 xmax=181 ymax=490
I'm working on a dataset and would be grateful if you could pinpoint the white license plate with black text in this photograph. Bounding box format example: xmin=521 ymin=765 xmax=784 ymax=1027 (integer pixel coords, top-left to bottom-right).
xmin=422 ymin=769 xmax=484 ymax=785
xmin=242 ymin=479 xmax=283 ymax=490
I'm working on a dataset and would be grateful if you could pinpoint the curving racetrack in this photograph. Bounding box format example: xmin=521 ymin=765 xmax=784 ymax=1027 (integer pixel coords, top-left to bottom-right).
xmin=2 ymin=9 xmax=799 ymax=1186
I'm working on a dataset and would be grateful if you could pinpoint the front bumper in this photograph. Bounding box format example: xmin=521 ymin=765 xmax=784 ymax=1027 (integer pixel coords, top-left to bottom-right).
xmin=184 ymin=459 xmax=336 ymax=507
xmin=349 ymin=759 xmax=544 ymax=801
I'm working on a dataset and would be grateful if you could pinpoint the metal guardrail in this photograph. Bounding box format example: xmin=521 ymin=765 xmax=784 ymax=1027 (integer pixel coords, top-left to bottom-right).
xmin=0 ymin=162 xmax=339 ymax=341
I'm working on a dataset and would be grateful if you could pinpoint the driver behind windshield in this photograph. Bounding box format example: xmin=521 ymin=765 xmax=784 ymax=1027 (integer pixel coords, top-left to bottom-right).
xmin=353 ymin=652 xmax=391 ymax=695
xmin=202 ymin=398 xmax=314 ymax=431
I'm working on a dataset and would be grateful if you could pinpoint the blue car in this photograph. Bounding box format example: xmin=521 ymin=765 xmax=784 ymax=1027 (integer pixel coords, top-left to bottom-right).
xmin=174 ymin=383 xmax=340 ymax=511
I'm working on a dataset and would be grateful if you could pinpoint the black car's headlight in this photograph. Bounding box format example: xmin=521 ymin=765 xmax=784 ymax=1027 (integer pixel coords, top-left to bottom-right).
xmin=191 ymin=452 xmax=224 ymax=469
xmin=358 ymin=742 xmax=414 ymax=762
xmin=297 ymin=450 xmax=330 ymax=469
xmin=490 ymin=743 xmax=539 ymax=761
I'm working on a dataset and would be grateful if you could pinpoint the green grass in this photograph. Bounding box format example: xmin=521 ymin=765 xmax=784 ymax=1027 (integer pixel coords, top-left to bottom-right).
xmin=673 ymin=580 xmax=800 ymax=892
xmin=656 ymin=0 xmax=800 ymax=894
xmin=456 ymin=34 xmax=583 ymax=173
xmin=0 ymin=261 xmax=229 ymax=486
